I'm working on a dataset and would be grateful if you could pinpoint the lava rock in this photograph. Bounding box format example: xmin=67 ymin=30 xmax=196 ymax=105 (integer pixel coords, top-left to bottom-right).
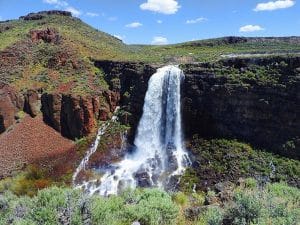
xmin=30 ymin=28 xmax=60 ymax=44
xmin=134 ymin=169 xmax=152 ymax=188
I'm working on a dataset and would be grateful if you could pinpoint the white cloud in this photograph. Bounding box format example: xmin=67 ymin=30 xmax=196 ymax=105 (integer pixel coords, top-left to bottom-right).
xmin=65 ymin=6 xmax=81 ymax=17
xmin=0 ymin=16 xmax=2 ymax=21
xmin=239 ymin=25 xmax=265 ymax=32
xmin=186 ymin=17 xmax=207 ymax=24
xmin=86 ymin=12 xmax=99 ymax=17
xmin=113 ymin=34 xmax=125 ymax=40
xmin=125 ymin=22 xmax=143 ymax=28
xmin=140 ymin=0 xmax=180 ymax=14
xmin=152 ymin=36 xmax=168 ymax=45
xmin=108 ymin=16 xmax=117 ymax=21
xmin=157 ymin=20 xmax=162 ymax=24
xmin=43 ymin=0 xmax=68 ymax=7
xmin=254 ymin=0 xmax=295 ymax=11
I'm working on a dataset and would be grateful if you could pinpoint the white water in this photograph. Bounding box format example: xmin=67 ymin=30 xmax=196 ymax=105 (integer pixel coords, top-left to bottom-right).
xmin=84 ymin=65 xmax=191 ymax=195
xmin=72 ymin=107 xmax=120 ymax=185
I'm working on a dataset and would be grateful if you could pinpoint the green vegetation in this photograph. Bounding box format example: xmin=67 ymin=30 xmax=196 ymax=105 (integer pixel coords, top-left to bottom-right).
xmin=1 ymin=13 xmax=300 ymax=95
xmin=96 ymin=118 xmax=130 ymax=152
xmin=180 ymin=56 xmax=300 ymax=86
xmin=0 ymin=166 xmax=53 ymax=197
xmin=0 ymin=187 xmax=179 ymax=225
xmin=180 ymin=137 xmax=300 ymax=192
xmin=0 ymin=181 xmax=299 ymax=225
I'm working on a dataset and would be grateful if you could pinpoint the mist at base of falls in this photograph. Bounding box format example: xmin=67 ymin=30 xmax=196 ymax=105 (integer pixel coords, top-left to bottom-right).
xmin=75 ymin=65 xmax=190 ymax=195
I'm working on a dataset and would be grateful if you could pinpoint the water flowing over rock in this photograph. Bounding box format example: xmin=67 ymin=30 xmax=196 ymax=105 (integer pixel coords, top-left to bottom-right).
xmin=72 ymin=107 xmax=120 ymax=184
xmin=81 ymin=65 xmax=190 ymax=195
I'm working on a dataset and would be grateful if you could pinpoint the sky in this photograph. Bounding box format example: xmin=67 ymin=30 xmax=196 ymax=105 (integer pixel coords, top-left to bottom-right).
xmin=0 ymin=0 xmax=299 ymax=44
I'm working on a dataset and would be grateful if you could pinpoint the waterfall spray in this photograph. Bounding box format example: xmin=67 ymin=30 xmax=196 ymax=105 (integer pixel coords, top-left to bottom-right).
xmin=83 ymin=65 xmax=191 ymax=195
xmin=72 ymin=107 xmax=120 ymax=185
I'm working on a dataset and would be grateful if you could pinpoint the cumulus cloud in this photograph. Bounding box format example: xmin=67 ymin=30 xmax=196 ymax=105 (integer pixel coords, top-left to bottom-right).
xmin=108 ymin=17 xmax=118 ymax=21
xmin=43 ymin=0 xmax=68 ymax=7
xmin=186 ymin=17 xmax=207 ymax=24
xmin=152 ymin=36 xmax=168 ymax=45
xmin=239 ymin=25 xmax=265 ymax=32
xmin=65 ymin=6 xmax=81 ymax=17
xmin=140 ymin=0 xmax=180 ymax=14
xmin=86 ymin=12 xmax=99 ymax=17
xmin=254 ymin=0 xmax=295 ymax=11
xmin=125 ymin=22 xmax=143 ymax=28
xmin=113 ymin=34 xmax=125 ymax=40
xmin=43 ymin=0 xmax=82 ymax=17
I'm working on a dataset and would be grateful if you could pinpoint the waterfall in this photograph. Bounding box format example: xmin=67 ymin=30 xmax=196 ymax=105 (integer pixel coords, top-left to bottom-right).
xmin=86 ymin=65 xmax=190 ymax=195
xmin=72 ymin=107 xmax=120 ymax=185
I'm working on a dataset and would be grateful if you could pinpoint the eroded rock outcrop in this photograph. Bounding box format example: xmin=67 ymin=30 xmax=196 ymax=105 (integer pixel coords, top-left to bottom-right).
xmin=95 ymin=57 xmax=300 ymax=159
xmin=0 ymin=82 xmax=23 ymax=132
xmin=41 ymin=90 xmax=119 ymax=140
xmin=94 ymin=60 xmax=156 ymax=141
xmin=20 ymin=11 xmax=72 ymax=20
xmin=30 ymin=28 xmax=60 ymax=44
xmin=23 ymin=90 xmax=41 ymax=117
xmin=182 ymin=56 xmax=300 ymax=158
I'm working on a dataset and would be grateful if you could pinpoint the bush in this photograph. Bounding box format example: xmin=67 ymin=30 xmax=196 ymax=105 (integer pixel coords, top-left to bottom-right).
xmin=204 ymin=207 xmax=223 ymax=225
xmin=133 ymin=189 xmax=179 ymax=225
xmin=227 ymin=190 xmax=262 ymax=225
xmin=244 ymin=178 xmax=257 ymax=189
xmin=90 ymin=188 xmax=179 ymax=225
xmin=1 ymin=182 xmax=299 ymax=225
xmin=223 ymin=182 xmax=300 ymax=225
xmin=173 ymin=192 xmax=188 ymax=207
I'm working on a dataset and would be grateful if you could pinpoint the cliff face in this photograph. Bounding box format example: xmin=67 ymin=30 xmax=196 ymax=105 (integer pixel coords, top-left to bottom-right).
xmin=182 ymin=57 xmax=300 ymax=159
xmin=95 ymin=57 xmax=300 ymax=159
xmin=0 ymin=82 xmax=42 ymax=133
xmin=41 ymin=91 xmax=119 ymax=140
xmin=0 ymin=81 xmax=118 ymax=140
xmin=94 ymin=60 xmax=156 ymax=141
xmin=0 ymin=82 xmax=23 ymax=132
xmin=1 ymin=56 xmax=299 ymax=159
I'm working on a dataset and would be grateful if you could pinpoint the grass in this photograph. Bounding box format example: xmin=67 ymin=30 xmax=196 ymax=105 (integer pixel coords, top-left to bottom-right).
xmin=1 ymin=13 xmax=300 ymax=95
xmin=180 ymin=136 xmax=300 ymax=192
xmin=0 ymin=181 xmax=298 ymax=225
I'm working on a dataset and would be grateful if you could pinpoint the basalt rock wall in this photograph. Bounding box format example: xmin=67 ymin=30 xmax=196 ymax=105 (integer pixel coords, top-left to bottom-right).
xmin=95 ymin=57 xmax=300 ymax=159
xmin=94 ymin=60 xmax=156 ymax=142
xmin=182 ymin=56 xmax=300 ymax=159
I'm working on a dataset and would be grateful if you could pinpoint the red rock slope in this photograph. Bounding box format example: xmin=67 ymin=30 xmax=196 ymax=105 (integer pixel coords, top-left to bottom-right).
xmin=0 ymin=115 xmax=75 ymax=177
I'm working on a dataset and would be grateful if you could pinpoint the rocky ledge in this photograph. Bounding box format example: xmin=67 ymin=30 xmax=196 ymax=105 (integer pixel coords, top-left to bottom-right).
xmin=1 ymin=56 xmax=299 ymax=159
xmin=0 ymin=81 xmax=119 ymax=140
xmin=94 ymin=56 xmax=300 ymax=159
xmin=182 ymin=56 xmax=300 ymax=159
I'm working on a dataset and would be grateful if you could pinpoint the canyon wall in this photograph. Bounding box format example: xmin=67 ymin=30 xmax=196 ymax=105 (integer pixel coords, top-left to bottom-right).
xmin=182 ymin=57 xmax=300 ymax=159
xmin=0 ymin=82 xmax=119 ymax=140
xmin=1 ymin=56 xmax=299 ymax=159
xmin=95 ymin=56 xmax=300 ymax=159
xmin=94 ymin=60 xmax=156 ymax=142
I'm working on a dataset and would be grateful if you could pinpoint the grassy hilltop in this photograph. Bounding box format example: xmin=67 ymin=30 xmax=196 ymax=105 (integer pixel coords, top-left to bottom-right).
xmin=1 ymin=11 xmax=300 ymax=94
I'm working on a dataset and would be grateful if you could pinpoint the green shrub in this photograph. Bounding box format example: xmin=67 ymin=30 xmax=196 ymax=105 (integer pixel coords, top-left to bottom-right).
xmin=133 ymin=189 xmax=179 ymax=225
xmin=91 ymin=188 xmax=179 ymax=225
xmin=204 ymin=207 xmax=224 ymax=225
xmin=244 ymin=178 xmax=257 ymax=189
xmin=173 ymin=192 xmax=188 ymax=207
xmin=191 ymin=192 xmax=206 ymax=206
xmin=226 ymin=190 xmax=262 ymax=225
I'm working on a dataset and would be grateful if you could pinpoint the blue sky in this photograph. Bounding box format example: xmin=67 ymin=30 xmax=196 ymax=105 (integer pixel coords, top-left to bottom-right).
xmin=0 ymin=0 xmax=299 ymax=44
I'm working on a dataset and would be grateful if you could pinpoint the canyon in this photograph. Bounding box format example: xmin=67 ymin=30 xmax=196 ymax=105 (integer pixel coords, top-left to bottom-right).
xmin=1 ymin=56 xmax=299 ymax=165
